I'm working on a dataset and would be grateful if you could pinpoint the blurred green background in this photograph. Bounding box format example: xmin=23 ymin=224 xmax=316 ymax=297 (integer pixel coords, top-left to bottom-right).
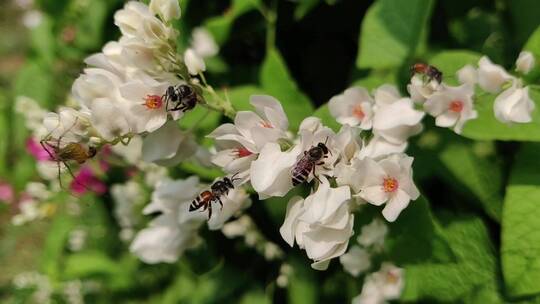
xmin=2 ymin=0 xmax=540 ymax=303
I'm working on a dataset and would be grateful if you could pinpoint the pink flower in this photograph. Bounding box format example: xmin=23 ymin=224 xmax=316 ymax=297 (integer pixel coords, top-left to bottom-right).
xmin=70 ymin=166 xmax=107 ymax=195
xmin=26 ymin=137 xmax=52 ymax=161
xmin=0 ymin=182 xmax=14 ymax=203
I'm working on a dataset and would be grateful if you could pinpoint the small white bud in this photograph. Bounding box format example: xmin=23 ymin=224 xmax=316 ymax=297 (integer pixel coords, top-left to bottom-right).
xmin=149 ymin=0 xmax=181 ymax=22
xmin=184 ymin=48 xmax=206 ymax=75
xmin=516 ymin=51 xmax=535 ymax=74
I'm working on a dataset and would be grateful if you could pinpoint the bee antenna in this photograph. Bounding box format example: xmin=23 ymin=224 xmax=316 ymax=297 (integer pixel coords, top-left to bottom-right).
xmin=230 ymin=172 xmax=240 ymax=182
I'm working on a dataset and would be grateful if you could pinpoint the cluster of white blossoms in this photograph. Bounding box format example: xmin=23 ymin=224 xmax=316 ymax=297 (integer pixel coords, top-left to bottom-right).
xmin=408 ymin=51 xmax=536 ymax=132
xmin=23 ymin=0 xmax=540 ymax=302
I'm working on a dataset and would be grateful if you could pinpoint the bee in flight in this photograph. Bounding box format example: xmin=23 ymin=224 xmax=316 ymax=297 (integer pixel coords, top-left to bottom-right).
xmin=410 ymin=63 xmax=443 ymax=84
xmin=40 ymin=119 xmax=97 ymax=189
xmin=291 ymin=139 xmax=331 ymax=186
xmin=163 ymin=84 xmax=199 ymax=113
xmin=189 ymin=173 xmax=240 ymax=219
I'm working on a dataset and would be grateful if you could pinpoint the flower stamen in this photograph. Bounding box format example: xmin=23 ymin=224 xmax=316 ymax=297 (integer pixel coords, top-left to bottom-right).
xmin=261 ymin=120 xmax=273 ymax=128
xmin=234 ymin=147 xmax=253 ymax=158
xmin=143 ymin=95 xmax=163 ymax=109
xmin=382 ymin=177 xmax=398 ymax=193
xmin=449 ymin=100 xmax=464 ymax=113
xmin=352 ymin=104 xmax=365 ymax=120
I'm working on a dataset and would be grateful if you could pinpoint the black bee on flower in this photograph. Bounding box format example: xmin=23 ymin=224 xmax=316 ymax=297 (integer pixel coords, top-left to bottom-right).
xmin=291 ymin=139 xmax=331 ymax=186
xmin=189 ymin=173 xmax=240 ymax=219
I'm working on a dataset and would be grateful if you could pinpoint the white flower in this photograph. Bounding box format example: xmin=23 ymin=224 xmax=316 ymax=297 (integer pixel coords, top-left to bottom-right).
xmin=207 ymin=187 xmax=251 ymax=230
xmin=328 ymin=87 xmax=374 ymax=129
xmin=111 ymin=181 xmax=144 ymax=233
xmin=355 ymin=154 xmax=420 ymax=222
xmin=184 ymin=48 xmax=206 ymax=75
xmin=112 ymin=135 xmax=143 ymax=165
xmin=119 ymin=78 xmax=179 ymax=133
xmin=141 ymin=121 xmax=198 ymax=166
xmin=191 ymin=27 xmax=219 ymax=58
xmin=516 ymin=51 xmax=535 ymax=74
xmin=209 ymin=95 xmax=289 ymax=180
xmin=250 ymin=117 xmax=338 ymax=198
xmin=339 ymin=246 xmax=371 ymax=277
xmin=494 ymin=81 xmax=535 ymax=124
xmin=114 ymin=1 xmax=175 ymax=46
xmin=357 ymin=218 xmax=388 ymax=250
xmin=335 ymin=125 xmax=362 ymax=164
xmin=352 ymin=263 xmax=404 ymax=304
xmin=131 ymin=176 xmax=205 ymax=263
xmin=149 ymin=0 xmax=181 ymax=22
xmin=424 ymin=84 xmax=477 ymax=134
xmin=407 ymin=74 xmax=440 ymax=104
xmin=477 ymin=56 xmax=513 ymax=93
xmin=373 ymin=84 xmax=401 ymax=107
xmin=15 ymin=96 xmax=48 ymax=137
xmin=88 ymin=98 xmax=132 ymax=141
xmin=279 ymin=178 xmax=354 ymax=270
xmin=457 ymin=64 xmax=478 ymax=85
xmin=357 ymin=136 xmax=407 ymax=160
xmin=42 ymin=107 xmax=92 ymax=144
xmin=372 ymin=92 xmax=424 ymax=144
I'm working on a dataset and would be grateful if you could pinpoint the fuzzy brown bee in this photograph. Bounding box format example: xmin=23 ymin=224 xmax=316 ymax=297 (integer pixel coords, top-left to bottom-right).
xmin=163 ymin=84 xmax=198 ymax=113
xmin=40 ymin=137 xmax=97 ymax=189
xmin=291 ymin=142 xmax=330 ymax=186
xmin=189 ymin=173 xmax=240 ymax=219
xmin=410 ymin=63 xmax=443 ymax=84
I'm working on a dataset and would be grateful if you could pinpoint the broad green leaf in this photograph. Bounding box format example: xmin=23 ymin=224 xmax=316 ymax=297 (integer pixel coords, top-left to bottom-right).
xmin=179 ymin=104 xmax=221 ymax=135
xmin=429 ymin=50 xmax=482 ymax=85
xmin=351 ymin=70 xmax=398 ymax=90
xmin=204 ymin=0 xmax=262 ymax=45
xmin=312 ymin=104 xmax=340 ymax=132
xmin=502 ymin=143 xmax=540 ymax=297
xmin=260 ymin=48 xmax=313 ymax=129
xmin=438 ymin=141 xmax=502 ymax=222
xmin=386 ymin=197 xmax=452 ymax=264
xmin=356 ymin=0 xmax=434 ymax=69
xmin=523 ymin=25 xmax=540 ymax=80
xmin=462 ymin=89 xmax=540 ymax=141
xmin=403 ymin=216 xmax=501 ymax=302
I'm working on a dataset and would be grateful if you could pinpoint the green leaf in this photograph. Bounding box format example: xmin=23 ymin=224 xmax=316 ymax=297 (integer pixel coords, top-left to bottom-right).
xmin=204 ymin=0 xmax=261 ymax=45
xmin=64 ymin=251 xmax=122 ymax=279
xmin=312 ymin=104 xmax=340 ymax=132
xmin=74 ymin=0 xmax=108 ymax=50
xmin=13 ymin=61 xmax=53 ymax=106
xmin=294 ymin=0 xmax=320 ymax=20
xmin=386 ymin=197 xmax=452 ymax=264
xmin=41 ymin=210 xmax=75 ymax=279
xmin=502 ymin=143 xmax=540 ymax=297
xmin=260 ymin=48 xmax=313 ymax=130
xmin=356 ymin=0 xmax=434 ymax=69
xmin=429 ymin=50 xmax=482 ymax=85
xmin=462 ymin=89 xmax=540 ymax=141
xmin=224 ymin=85 xmax=265 ymax=111
xmin=30 ymin=15 xmax=55 ymax=65
xmin=523 ymin=25 xmax=540 ymax=80
xmin=288 ymin=258 xmax=318 ymax=304
xmin=438 ymin=141 xmax=503 ymax=222
xmin=239 ymin=290 xmax=271 ymax=304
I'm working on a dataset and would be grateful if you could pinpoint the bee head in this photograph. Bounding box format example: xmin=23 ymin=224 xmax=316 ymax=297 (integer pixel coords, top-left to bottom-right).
xmin=223 ymin=177 xmax=234 ymax=189
xmin=317 ymin=142 xmax=329 ymax=154
xmin=88 ymin=146 xmax=97 ymax=158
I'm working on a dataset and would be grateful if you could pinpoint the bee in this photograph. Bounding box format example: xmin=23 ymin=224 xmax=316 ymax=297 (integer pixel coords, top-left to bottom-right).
xmin=291 ymin=140 xmax=331 ymax=186
xmin=163 ymin=84 xmax=199 ymax=113
xmin=410 ymin=63 xmax=443 ymax=84
xmin=40 ymin=119 xmax=97 ymax=189
xmin=189 ymin=173 xmax=240 ymax=219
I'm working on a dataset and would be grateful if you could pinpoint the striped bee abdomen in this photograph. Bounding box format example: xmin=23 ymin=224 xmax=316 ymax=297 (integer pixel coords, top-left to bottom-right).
xmin=291 ymin=158 xmax=314 ymax=186
xmin=189 ymin=190 xmax=213 ymax=211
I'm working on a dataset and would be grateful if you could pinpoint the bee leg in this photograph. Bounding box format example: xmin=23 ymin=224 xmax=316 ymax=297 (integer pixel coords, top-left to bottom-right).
xmin=312 ymin=165 xmax=322 ymax=183
xmin=218 ymin=197 xmax=223 ymax=210
xmin=208 ymin=203 xmax=212 ymax=219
